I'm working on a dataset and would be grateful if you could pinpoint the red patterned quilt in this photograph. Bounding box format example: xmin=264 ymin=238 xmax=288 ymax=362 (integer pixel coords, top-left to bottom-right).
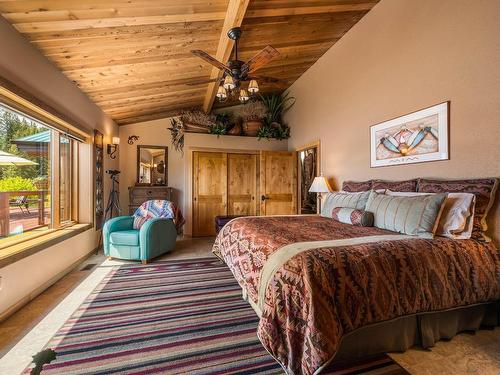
xmin=212 ymin=216 xmax=500 ymax=375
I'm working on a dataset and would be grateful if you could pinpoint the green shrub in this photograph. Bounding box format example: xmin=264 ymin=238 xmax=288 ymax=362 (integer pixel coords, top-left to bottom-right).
xmin=0 ymin=176 xmax=36 ymax=192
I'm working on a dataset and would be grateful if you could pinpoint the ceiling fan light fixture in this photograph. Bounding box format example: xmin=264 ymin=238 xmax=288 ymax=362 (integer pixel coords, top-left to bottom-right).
xmin=239 ymin=89 xmax=249 ymax=104
xmin=248 ymin=80 xmax=259 ymax=94
xmin=223 ymin=75 xmax=235 ymax=90
xmin=216 ymin=85 xmax=227 ymax=101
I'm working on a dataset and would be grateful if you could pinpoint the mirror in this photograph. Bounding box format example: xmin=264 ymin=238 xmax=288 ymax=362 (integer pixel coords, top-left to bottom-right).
xmin=298 ymin=146 xmax=318 ymax=214
xmin=136 ymin=145 xmax=168 ymax=185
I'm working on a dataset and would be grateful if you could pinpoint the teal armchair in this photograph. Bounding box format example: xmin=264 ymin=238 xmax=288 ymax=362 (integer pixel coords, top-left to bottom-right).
xmin=103 ymin=216 xmax=177 ymax=264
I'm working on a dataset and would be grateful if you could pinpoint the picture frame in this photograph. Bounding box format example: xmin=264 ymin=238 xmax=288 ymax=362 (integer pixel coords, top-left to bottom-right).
xmin=370 ymin=102 xmax=449 ymax=168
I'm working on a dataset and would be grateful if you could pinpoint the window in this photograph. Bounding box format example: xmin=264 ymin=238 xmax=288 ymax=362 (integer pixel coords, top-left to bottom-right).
xmin=0 ymin=103 xmax=80 ymax=245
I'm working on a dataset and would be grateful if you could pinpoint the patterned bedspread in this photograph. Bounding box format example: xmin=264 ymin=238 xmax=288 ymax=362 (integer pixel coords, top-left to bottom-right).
xmin=212 ymin=216 xmax=500 ymax=375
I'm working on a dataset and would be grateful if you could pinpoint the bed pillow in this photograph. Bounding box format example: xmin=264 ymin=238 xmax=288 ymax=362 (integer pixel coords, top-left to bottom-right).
xmin=371 ymin=179 xmax=418 ymax=192
xmin=342 ymin=180 xmax=372 ymax=192
xmin=331 ymin=207 xmax=374 ymax=227
xmin=385 ymin=190 xmax=476 ymax=239
xmin=418 ymin=178 xmax=498 ymax=241
xmin=365 ymin=191 xmax=447 ymax=238
xmin=321 ymin=191 xmax=370 ymax=218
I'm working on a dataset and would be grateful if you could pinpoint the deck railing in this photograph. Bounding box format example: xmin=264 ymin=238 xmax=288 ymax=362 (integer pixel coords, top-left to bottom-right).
xmin=0 ymin=190 xmax=48 ymax=237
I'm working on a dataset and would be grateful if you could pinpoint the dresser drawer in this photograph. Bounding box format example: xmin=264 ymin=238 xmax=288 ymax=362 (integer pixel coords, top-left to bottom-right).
xmin=128 ymin=186 xmax=172 ymax=207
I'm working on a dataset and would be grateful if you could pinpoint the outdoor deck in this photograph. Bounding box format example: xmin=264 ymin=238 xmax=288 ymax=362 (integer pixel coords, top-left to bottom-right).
xmin=9 ymin=206 xmax=49 ymax=235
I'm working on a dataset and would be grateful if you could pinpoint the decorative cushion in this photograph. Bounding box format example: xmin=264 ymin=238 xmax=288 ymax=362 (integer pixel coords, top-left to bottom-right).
xmin=331 ymin=207 xmax=374 ymax=227
xmin=371 ymin=179 xmax=418 ymax=192
xmin=386 ymin=190 xmax=476 ymax=239
xmin=365 ymin=191 xmax=447 ymax=238
xmin=321 ymin=191 xmax=371 ymax=218
xmin=418 ymin=178 xmax=498 ymax=241
xmin=109 ymin=230 xmax=140 ymax=246
xmin=133 ymin=199 xmax=185 ymax=231
xmin=342 ymin=180 xmax=372 ymax=192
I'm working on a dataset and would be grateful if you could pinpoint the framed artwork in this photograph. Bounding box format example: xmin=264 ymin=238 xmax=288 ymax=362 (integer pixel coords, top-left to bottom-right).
xmin=94 ymin=130 xmax=104 ymax=229
xmin=370 ymin=102 xmax=449 ymax=168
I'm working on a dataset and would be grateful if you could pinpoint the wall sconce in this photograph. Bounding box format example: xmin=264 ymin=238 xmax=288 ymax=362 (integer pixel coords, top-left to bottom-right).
xmin=128 ymin=135 xmax=139 ymax=145
xmin=107 ymin=137 xmax=120 ymax=159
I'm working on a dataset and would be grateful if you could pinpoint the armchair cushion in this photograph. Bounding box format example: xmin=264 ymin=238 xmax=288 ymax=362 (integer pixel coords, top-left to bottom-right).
xmin=109 ymin=230 xmax=140 ymax=246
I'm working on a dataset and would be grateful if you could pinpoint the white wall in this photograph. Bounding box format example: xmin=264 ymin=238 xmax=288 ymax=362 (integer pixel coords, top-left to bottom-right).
xmin=119 ymin=118 xmax=288 ymax=235
xmin=285 ymin=0 xmax=500 ymax=241
xmin=0 ymin=17 xmax=119 ymax=317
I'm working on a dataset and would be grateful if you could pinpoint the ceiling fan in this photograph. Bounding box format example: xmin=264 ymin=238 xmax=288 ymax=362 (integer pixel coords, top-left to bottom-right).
xmin=191 ymin=27 xmax=281 ymax=103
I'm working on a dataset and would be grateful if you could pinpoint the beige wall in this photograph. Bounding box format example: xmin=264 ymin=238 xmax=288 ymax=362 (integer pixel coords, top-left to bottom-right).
xmin=285 ymin=0 xmax=500 ymax=241
xmin=119 ymin=118 xmax=288 ymax=235
xmin=0 ymin=17 xmax=119 ymax=316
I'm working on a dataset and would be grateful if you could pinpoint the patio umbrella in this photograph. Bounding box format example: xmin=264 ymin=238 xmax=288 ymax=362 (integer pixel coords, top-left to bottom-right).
xmin=0 ymin=150 xmax=38 ymax=166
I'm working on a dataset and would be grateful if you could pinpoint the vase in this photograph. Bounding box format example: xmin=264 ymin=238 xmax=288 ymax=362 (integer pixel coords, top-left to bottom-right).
xmin=243 ymin=120 xmax=262 ymax=136
xmin=228 ymin=123 xmax=242 ymax=136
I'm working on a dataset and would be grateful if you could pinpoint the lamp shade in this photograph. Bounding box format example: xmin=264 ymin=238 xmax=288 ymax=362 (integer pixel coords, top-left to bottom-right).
xmin=239 ymin=89 xmax=249 ymax=103
xmin=223 ymin=75 xmax=235 ymax=90
xmin=248 ymin=79 xmax=259 ymax=94
xmin=308 ymin=176 xmax=332 ymax=193
xmin=112 ymin=136 xmax=120 ymax=145
xmin=216 ymin=85 xmax=227 ymax=100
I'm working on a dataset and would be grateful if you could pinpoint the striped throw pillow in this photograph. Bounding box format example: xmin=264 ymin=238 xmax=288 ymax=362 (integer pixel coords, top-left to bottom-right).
xmin=365 ymin=191 xmax=447 ymax=238
xmin=331 ymin=208 xmax=374 ymax=226
xmin=321 ymin=191 xmax=370 ymax=218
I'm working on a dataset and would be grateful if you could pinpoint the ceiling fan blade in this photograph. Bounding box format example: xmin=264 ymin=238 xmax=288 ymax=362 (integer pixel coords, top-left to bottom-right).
xmin=242 ymin=46 xmax=280 ymax=74
xmin=185 ymin=77 xmax=222 ymax=86
xmin=191 ymin=50 xmax=231 ymax=73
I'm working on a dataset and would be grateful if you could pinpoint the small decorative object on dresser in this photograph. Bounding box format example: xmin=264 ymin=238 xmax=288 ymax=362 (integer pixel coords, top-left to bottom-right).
xmin=128 ymin=186 xmax=173 ymax=215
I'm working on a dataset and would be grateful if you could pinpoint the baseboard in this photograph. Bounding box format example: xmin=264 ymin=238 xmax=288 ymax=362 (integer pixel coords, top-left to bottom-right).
xmin=0 ymin=247 xmax=99 ymax=323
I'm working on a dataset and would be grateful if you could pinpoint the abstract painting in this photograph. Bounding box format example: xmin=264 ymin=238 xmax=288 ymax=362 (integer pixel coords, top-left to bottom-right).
xmin=370 ymin=102 xmax=449 ymax=167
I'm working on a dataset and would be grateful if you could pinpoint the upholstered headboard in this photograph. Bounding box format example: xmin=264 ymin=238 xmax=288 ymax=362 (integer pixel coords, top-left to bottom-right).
xmin=341 ymin=178 xmax=498 ymax=242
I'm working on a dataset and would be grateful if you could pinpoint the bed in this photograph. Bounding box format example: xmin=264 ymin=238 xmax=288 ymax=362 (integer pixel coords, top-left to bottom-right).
xmin=212 ymin=179 xmax=500 ymax=375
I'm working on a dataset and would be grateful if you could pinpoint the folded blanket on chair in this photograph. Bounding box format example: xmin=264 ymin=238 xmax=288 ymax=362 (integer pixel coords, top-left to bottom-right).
xmin=133 ymin=200 xmax=185 ymax=232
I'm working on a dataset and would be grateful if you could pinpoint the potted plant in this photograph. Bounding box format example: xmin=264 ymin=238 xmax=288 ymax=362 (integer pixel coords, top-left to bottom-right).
xmin=239 ymin=100 xmax=266 ymax=136
xmin=179 ymin=110 xmax=215 ymax=133
xmin=207 ymin=113 xmax=228 ymax=137
xmin=260 ymin=93 xmax=295 ymax=140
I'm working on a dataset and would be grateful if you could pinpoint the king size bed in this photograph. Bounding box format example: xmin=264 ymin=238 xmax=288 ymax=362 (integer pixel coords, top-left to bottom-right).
xmin=212 ymin=178 xmax=500 ymax=375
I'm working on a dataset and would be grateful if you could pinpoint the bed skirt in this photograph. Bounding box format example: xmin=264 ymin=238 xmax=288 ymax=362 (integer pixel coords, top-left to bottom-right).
xmin=332 ymin=301 xmax=500 ymax=363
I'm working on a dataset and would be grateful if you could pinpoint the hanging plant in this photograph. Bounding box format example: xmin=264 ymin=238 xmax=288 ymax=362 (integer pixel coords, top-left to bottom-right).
xmin=168 ymin=118 xmax=184 ymax=153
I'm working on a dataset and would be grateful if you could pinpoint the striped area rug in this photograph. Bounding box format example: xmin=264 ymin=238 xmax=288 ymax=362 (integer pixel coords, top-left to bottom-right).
xmin=29 ymin=257 xmax=408 ymax=374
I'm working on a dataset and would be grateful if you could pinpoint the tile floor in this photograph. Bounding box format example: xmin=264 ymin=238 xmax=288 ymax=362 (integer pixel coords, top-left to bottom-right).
xmin=0 ymin=236 xmax=499 ymax=374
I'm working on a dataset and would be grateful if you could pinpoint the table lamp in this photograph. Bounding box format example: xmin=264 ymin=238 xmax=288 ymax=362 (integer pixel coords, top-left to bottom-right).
xmin=309 ymin=174 xmax=332 ymax=209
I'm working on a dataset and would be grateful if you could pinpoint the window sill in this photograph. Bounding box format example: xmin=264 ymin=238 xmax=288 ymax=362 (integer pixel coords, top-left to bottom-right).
xmin=0 ymin=223 xmax=93 ymax=269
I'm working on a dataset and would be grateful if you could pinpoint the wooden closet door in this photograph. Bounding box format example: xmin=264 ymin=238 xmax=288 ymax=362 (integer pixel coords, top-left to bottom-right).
xmin=260 ymin=151 xmax=297 ymax=215
xmin=193 ymin=152 xmax=227 ymax=236
xmin=227 ymin=154 xmax=257 ymax=216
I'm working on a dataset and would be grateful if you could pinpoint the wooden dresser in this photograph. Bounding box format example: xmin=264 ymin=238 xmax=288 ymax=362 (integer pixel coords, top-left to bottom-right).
xmin=128 ymin=186 xmax=173 ymax=214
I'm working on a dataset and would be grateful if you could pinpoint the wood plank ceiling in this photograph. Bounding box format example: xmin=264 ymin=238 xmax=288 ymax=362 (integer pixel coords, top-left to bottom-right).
xmin=0 ymin=0 xmax=379 ymax=125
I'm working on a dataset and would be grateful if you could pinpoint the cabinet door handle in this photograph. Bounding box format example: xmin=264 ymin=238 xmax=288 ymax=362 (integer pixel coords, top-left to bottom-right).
xmin=261 ymin=195 xmax=269 ymax=201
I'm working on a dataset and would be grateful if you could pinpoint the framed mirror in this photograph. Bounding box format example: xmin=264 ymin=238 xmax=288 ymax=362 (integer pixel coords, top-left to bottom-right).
xmin=136 ymin=145 xmax=168 ymax=186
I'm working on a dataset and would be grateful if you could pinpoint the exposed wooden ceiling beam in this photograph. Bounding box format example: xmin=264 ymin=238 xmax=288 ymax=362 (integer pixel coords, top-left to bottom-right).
xmin=245 ymin=3 xmax=377 ymax=18
xmin=202 ymin=0 xmax=250 ymax=113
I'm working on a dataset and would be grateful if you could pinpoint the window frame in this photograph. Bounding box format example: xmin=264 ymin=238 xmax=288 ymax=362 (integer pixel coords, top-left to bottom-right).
xmin=0 ymin=83 xmax=89 ymax=252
